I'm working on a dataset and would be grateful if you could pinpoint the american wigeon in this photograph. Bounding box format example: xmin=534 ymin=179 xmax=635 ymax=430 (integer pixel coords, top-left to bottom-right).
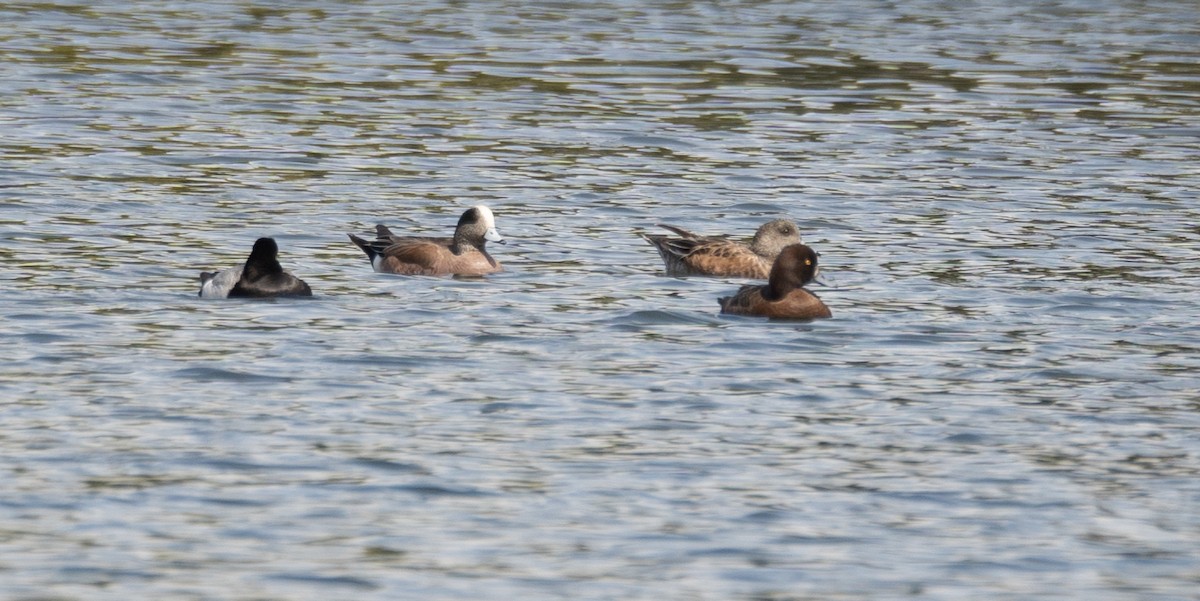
xmin=718 ymin=244 xmax=831 ymax=320
xmin=348 ymin=205 xmax=505 ymax=276
xmin=641 ymin=219 xmax=802 ymax=278
xmin=199 ymin=238 xmax=312 ymax=298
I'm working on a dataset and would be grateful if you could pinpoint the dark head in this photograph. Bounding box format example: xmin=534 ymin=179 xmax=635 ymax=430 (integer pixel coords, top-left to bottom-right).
xmin=750 ymin=219 xmax=802 ymax=257
xmin=229 ymin=237 xmax=312 ymax=298
xmin=243 ymin=237 xmax=283 ymax=279
xmin=764 ymin=243 xmax=821 ymax=300
xmin=454 ymin=205 xmax=505 ymax=247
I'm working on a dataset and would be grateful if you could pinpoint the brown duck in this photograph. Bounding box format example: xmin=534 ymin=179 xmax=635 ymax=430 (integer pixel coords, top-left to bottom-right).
xmin=641 ymin=219 xmax=802 ymax=278
xmin=718 ymin=243 xmax=831 ymax=320
xmin=348 ymin=206 xmax=505 ymax=276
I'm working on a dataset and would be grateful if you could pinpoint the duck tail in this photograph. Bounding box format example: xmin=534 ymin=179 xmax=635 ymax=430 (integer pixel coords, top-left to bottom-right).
xmin=656 ymin=224 xmax=697 ymax=238
xmin=348 ymin=233 xmax=377 ymax=261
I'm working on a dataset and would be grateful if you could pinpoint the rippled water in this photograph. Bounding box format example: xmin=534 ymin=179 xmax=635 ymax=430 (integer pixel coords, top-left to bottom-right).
xmin=2 ymin=1 xmax=1199 ymax=599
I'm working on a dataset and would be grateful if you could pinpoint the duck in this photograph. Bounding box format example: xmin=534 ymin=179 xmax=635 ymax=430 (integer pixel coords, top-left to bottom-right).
xmin=348 ymin=205 xmax=505 ymax=276
xmin=199 ymin=237 xmax=312 ymax=298
xmin=718 ymin=243 xmax=831 ymax=320
xmin=641 ymin=218 xmax=802 ymax=278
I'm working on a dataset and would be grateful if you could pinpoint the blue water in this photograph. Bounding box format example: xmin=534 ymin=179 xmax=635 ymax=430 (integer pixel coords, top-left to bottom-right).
xmin=2 ymin=1 xmax=1198 ymax=599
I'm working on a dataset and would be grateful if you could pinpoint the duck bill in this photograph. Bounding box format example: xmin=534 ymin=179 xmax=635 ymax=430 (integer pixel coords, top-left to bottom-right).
xmin=485 ymin=228 xmax=506 ymax=244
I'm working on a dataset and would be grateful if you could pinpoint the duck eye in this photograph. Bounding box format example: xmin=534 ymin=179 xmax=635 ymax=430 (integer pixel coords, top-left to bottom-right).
xmin=804 ymin=259 xmax=812 ymax=266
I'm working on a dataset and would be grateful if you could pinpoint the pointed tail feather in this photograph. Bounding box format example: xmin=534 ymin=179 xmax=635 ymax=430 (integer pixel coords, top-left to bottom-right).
xmin=656 ymin=224 xmax=698 ymax=238
xmin=348 ymin=233 xmax=378 ymax=261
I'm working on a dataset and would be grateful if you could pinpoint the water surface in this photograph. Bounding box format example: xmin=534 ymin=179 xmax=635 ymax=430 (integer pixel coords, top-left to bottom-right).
xmin=2 ymin=1 xmax=1199 ymax=599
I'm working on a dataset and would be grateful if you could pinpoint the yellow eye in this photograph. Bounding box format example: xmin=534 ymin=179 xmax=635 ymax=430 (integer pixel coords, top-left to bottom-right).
xmin=804 ymin=259 xmax=812 ymax=265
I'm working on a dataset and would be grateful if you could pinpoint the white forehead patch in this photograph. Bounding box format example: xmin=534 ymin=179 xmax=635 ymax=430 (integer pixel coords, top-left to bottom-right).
xmin=471 ymin=205 xmax=496 ymax=227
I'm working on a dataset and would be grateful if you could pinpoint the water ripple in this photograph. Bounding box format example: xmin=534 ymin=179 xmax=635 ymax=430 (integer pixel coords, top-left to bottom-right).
xmin=1 ymin=1 xmax=1198 ymax=599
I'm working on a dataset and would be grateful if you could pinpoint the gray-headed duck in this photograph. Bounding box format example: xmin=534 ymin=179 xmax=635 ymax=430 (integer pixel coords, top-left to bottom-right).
xmin=641 ymin=219 xmax=802 ymax=279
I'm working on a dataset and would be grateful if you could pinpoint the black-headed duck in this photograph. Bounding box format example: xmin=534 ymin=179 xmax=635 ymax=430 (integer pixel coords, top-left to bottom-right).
xmin=199 ymin=237 xmax=312 ymax=299
xmin=718 ymin=243 xmax=831 ymax=320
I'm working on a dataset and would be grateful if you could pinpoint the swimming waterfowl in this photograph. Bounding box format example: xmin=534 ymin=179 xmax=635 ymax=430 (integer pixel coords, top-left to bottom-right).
xmin=718 ymin=243 xmax=831 ymax=320
xmin=641 ymin=219 xmax=802 ymax=278
xmin=199 ymin=237 xmax=312 ymax=299
xmin=348 ymin=205 xmax=505 ymax=276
